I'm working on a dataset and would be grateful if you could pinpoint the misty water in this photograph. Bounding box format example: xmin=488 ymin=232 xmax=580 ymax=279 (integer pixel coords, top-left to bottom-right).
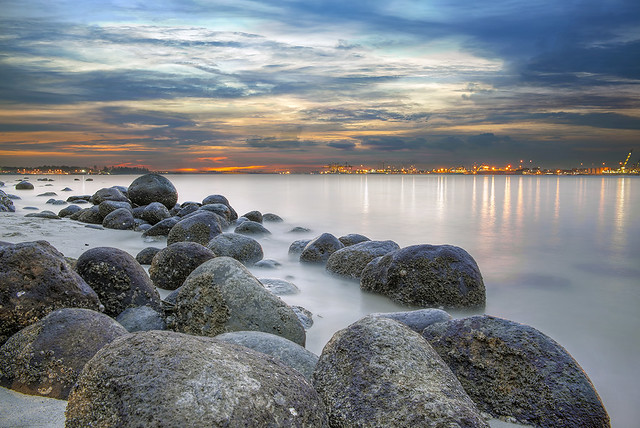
xmin=2 ymin=173 xmax=638 ymax=426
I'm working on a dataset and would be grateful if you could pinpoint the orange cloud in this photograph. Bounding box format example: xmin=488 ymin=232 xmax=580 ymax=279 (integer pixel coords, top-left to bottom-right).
xmin=197 ymin=157 xmax=229 ymax=163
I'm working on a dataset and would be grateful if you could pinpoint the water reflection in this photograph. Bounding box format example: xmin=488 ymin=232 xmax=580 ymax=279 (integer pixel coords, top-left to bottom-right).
xmin=613 ymin=178 xmax=628 ymax=249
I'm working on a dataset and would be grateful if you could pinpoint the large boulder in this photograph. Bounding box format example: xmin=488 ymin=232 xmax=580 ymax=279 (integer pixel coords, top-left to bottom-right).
xmin=128 ymin=173 xmax=178 ymax=209
xmin=167 ymin=211 xmax=223 ymax=246
xmin=0 ymin=241 xmax=101 ymax=345
xmin=0 ymin=190 xmax=15 ymax=212
xmin=313 ymin=316 xmax=488 ymax=427
xmin=422 ymin=315 xmax=610 ymax=427
xmin=202 ymin=194 xmax=238 ymax=220
xmin=300 ymin=233 xmax=344 ymax=263
xmin=141 ymin=201 xmax=171 ymax=225
xmin=216 ymin=331 xmax=319 ymax=380
xmin=207 ymin=232 xmax=263 ymax=265
xmin=360 ymin=244 xmax=486 ymax=309
xmin=71 ymin=206 xmax=103 ymax=224
xmin=0 ymin=308 xmax=127 ymax=399
xmin=149 ymin=242 xmax=216 ymax=290
xmin=200 ymin=203 xmax=232 ymax=222
xmin=326 ymin=240 xmax=400 ymax=279
xmin=66 ymin=331 xmax=328 ymax=427
xmin=75 ymin=247 xmax=162 ymax=318
xmin=171 ymin=257 xmax=305 ymax=346
xmin=102 ymin=208 xmax=136 ymax=230
xmin=90 ymin=187 xmax=129 ymax=205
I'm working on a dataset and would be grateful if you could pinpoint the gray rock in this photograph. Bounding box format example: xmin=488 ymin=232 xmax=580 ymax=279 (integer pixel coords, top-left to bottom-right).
xmin=300 ymin=233 xmax=344 ymax=264
xmin=0 ymin=308 xmax=127 ymax=399
xmin=149 ymin=242 xmax=216 ymax=291
xmin=90 ymin=187 xmax=129 ymax=205
xmin=15 ymin=181 xmax=34 ymax=190
xmin=263 ymin=212 xmax=283 ymax=222
xmin=75 ymin=247 xmax=162 ymax=318
xmin=141 ymin=216 xmax=179 ymax=237
xmin=66 ymin=195 xmax=91 ymax=203
xmin=0 ymin=241 xmax=101 ymax=345
xmin=202 ymin=194 xmax=238 ymax=220
xmin=292 ymin=306 xmax=314 ymax=329
xmin=98 ymin=200 xmax=132 ymax=218
xmin=135 ymin=247 xmax=162 ymax=265
xmin=61 ymin=187 xmax=73 ymax=191
xmin=216 ymin=331 xmax=319 ymax=380
xmin=37 ymin=192 xmax=57 ymax=197
xmin=338 ymin=233 xmax=371 ymax=246
xmin=176 ymin=203 xmax=199 ymax=217
xmin=167 ymin=211 xmax=223 ymax=246
xmin=45 ymin=199 xmax=66 ymax=205
xmin=141 ymin=201 xmax=171 ymax=225
xmin=234 ymin=220 xmax=271 ymax=236
xmin=65 ymin=331 xmax=328 ymax=427
xmin=289 ymin=239 xmax=311 ymax=255
xmin=360 ymin=244 xmax=486 ymax=309
xmin=116 ymin=306 xmax=166 ymax=332
xmin=7 ymin=193 xmax=20 ymax=200
xmin=422 ymin=315 xmax=610 ymax=427
xmin=254 ymin=259 xmax=281 ymax=269
xmin=102 ymin=208 xmax=136 ymax=230
xmin=128 ymin=173 xmax=178 ymax=209
xmin=0 ymin=190 xmax=15 ymax=212
xmin=23 ymin=206 xmax=38 ymax=210
xmin=58 ymin=204 xmax=82 ymax=217
xmin=207 ymin=232 xmax=263 ymax=265
xmin=242 ymin=210 xmax=263 ymax=223
xmin=313 ymin=316 xmax=488 ymax=427
xmin=326 ymin=240 xmax=400 ymax=279
xmin=25 ymin=210 xmax=60 ymax=219
xmin=71 ymin=206 xmax=103 ymax=224
xmin=135 ymin=222 xmax=152 ymax=232
xmin=371 ymin=308 xmax=452 ymax=332
xmin=199 ymin=203 xmax=232 ymax=222
xmin=259 ymin=278 xmax=300 ymax=295
xmin=171 ymin=257 xmax=305 ymax=346
xmin=289 ymin=226 xmax=311 ymax=233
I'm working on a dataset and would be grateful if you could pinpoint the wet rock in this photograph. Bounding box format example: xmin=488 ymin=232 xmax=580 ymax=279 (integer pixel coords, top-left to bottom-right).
xmin=0 ymin=190 xmax=16 ymax=212
xmin=263 ymin=213 xmax=283 ymax=222
xmin=128 ymin=173 xmax=178 ymax=209
xmin=15 ymin=181 xmax=34 ymax=190
xmin=254 ymin=259 xmax=281 ymax=269
xmin=115 ymin=306 xmax=166 ymax=332
xmin=37 ymin=192 xmax=57 ymax=197
xmin=326 ymin=240 xmax=400 ymax=279
xmin=176 ymin=203 xmax=200 ymax=217
xmin=0 ymin=308 xmax=127 ymax=399
xmin=142 ymin=216 xmax=179 ymax=237
xmin=289 ymin=226 xmax=311 ymax=233
xmin=422 ymin=315 xmax=610 ymax=427
xmin=207 ymin=232 xmax=263 ymax=265
xmin=98 ymin=200 xmax=132 ymax=218
xmin=339 ymin=233 xmax=371 ymax=246
xmin=259 ymin=278 xmax=300 ymax=295
xmin=71 ymin=206 xmax=103 ymax=224
xmin=65 ymin=331 xmax=328 ymax=427
xmin=75 ymin=247 xmax=162 ymax=318
xmin=234 ymin=220 xmax=271 ymax=236
xmin=200 ymin=203 xmax=232 ymax=222
xmin=45 ymin=199 xmax=66 ymax=205
xmin=58 ymin=204 xmax=82 ymax=218
xmin=90 ymin=187 xmax=129 ymax=205
xmin=216 ymin=331 xmax=319 ymax=380
xmin=135 ymin=247 xmax=162 ymax=265
xmin=202 ymin=194 xmax=238 ymax=220
xmin=292 ymin=306 xmax=314 ymax=329
xmin=141 ymin=201 xmax=171 ymax=225
xmin=66 ymin=195 xmax=90 ymax=203
xmin=171 ymin=257 xmax=305 ymax=346
xmin=102 ymin=208 xmax=136 ymax=230
xmin=289 ymin=239 xmax=311 ymax=255
xmin=360 ymin=244 xmax=486 ymax=309
xmin=0 ymin=241 xmax=101 ymax=345
xmin=25 ymin=210 xmax=60 ymax=219
xmin=300 ymin=233 xmax=344 ymax=264
xmin=242 ymin=210 xmax=263 ymax=223
xmin=134 ymin=221 xmax=151 ymax=232
xmin=370 ymin=308 xmax=452 ymax=333
xmin=149 ymin=242 xmax=216 ymax=291
xmin=167 ymin=211 xmax=223 ymax=246
xmin=61 ymin=187 xmax=73 ymax=191
xmin=313 ymin=316 xmax=488 ymax=427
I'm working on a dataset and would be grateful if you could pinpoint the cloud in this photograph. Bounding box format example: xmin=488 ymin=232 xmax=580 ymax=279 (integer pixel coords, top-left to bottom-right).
xmin=359 ymin=136 xmax=429 ymax=151
xmin=467 ymin=133 xmax=512 ymax=147
xmin=245 ymin=137 xmax=318 ymax=149
xmin=533 ymin=112 xmax=640 ymax=130
xmin=327 ymin=141 xmax=356 ymax=150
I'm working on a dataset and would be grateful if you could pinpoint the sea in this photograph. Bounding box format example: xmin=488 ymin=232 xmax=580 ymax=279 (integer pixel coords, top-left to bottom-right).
xmin=2 ymin=173 xmax=638 ymax=427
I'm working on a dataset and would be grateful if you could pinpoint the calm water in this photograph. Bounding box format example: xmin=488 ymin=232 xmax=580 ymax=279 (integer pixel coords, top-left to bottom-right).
xmin=3 ymin=173 xmax=639 ymax=426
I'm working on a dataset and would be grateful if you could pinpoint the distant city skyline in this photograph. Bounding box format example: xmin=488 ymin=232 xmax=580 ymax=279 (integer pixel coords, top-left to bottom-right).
xmin=1 ymin=1 xmax=639 ymax=172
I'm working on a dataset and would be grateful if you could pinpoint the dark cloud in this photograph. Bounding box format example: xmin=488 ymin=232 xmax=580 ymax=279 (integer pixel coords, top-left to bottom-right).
xmin=245 ymin=137 xmax=318 ymax=150
xmin=327 ymin=141 xmax=356 ymax=150
xmin=467 ymin=133 xmax=512 ymax=148
xmin=359 ymin=136 xmax=429 ymax=151
xmin=533 ymin=112 xmax=640 ymax=130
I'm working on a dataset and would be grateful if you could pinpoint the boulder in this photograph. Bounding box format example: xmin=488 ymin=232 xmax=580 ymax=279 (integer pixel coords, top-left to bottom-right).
xmin=75 ymin=247 xmax=162 ymax=318
xmin=242 ymin=210 xmax=263 ymax=223
xmin=141 ymin=201 xmax=171 ymax=225
xmin=66 ymin=195 xmax=91 ymax=203
xmin=37 ymin=192 xmax=57 ymax=197
xmin=313 ymin=316 xmax=488 ymax=427
xmin=61 ymin=187 xmax=73 ymax=191
xmin=326 ymin=240 xmax=400 ymax=279
xmin=422 ymin=315 xmax=610 ymax=427
xmin=167 ymin=211 xmax=223 ymax=246
xmin=0 ymin=190 xmax=16 ymax=211
xmin=102 ymin=208 xmax=136 ymax=230
xmin=98 ymin=200 xmax=132 ymax=219
xmin=370 ymin=308 xmax=452 ymax=333
xmin=71 ymin=206 xmax=103 ymax=224
xmin=149 ymin=242 xmax=216 ymax=291
xmin=300 ymin=233 xmax=344 ymax=264
xmin=128 ymin=173 xmax=178 ymax=209
xmin=116 ymin=306 xmax=166 ymax=332
xmin=135 ymin=247 xmax=162 ymax=265
xmin=176 ymin=203 xmax=199 ymax=217
xmin=360 ymin=244 xmax=486 ymax=309
xmin=289 ymin=226 xmax=311 ymax=233
xmin=89 ymin=187 xmax=129 ymax=205
xmin=234 ymin=220 xmax=271 ymax=236
xmin=200 ymin=203 xmax=232 ymax=222
xmin=141 ymin=216 xmax=179 ymax=237
xmin=65 ymin=331 xmax=328 ymax=427
xmin=58 ymin=204 xmax=82 ymax=217
xmin=259 ymin=278 xmax=300 ymax=295
xmin=263 ymin=213 xmax=283 ymax=222
xmin=25 ymin=210 xmax=60 ymax=219
xmin=288 ymin=239 xmax=311 ymax=255
xmin=45 ymin=199 xmax=66 ymax=205
xmin=216 ymin=331 xmax=319 ymax=380
xmin=207 ymin=232 xmax=263 ymax=265
xmin=15 ymin=181 xmax=34 ymax=190
xmin=202 ymin=194 xmax=238 ymax=220
xmin=171 ymin=257 xmax=305 ymax=346
xmin=338 ymin=233 xmax=370 ymax=246
xmin=0 ymin=241 xmax=101 ymax=345
xmin=0 ymin=308 xmax=127 ymax=399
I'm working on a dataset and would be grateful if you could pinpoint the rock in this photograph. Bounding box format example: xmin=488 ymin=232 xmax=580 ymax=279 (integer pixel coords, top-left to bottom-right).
xmin=45 ymin=199 xmax=66 ymax=205
xmin=234 ymin=220 xmax=271 ymax=236
xmin=71 ymin=206 xmax=103 ymax=224
xmin=289 ymin=226 xmax=311 ymax=233
xmin=339 ymin=233 xmax=371 ymax=246
xmin=167 ymin=211 xmax=223 ymax=246
xmin=422 ymin=315 xmax=610 ymax=427
xmin=176 ymin=203 xmax=199 ymax=217
xmin=15 ymin=181 xmax=34 ymax=190
xmin=254 ymin=259 xmax=281 ymax=269
xmin=75 ymin=247 xmax=162 ymax=318
xmin=25 ymin=210 xmax=60 ymax=219
xmin=326 ymin=240 xmax=400 ymax=279
xmin=0 ymin=241 xmax=101 ymax=345
xmin=259 ymin=278 xmax=300 ymax=295
xmin=291 ymin=306 xmax=314 ymax=329
xmin=202 ymin=194 xmax=238 ymax=220
xmin=216 ymin=331 xmax=319 ymax=380
xmin=115 ymin=306 xmax=166 ymax=332
xmin=98 ymin=200 xmax=132 ymax=218
xmin=171 ymin=257 xmax=305 ymax=346
xmin=37 ymin=192 xmax=57 ymax=197
xmin=370 ymin=308 xmax=452 ymax=332
xmin=61 ymin=187 xmax=73 ymax=191
xmin=263 ymin=213 xmax=283 ymax=222
xmin=58 ymin=204 xmax=82 ymax=217
xmin=135 ymin=247 xmax=162 ymax=265
xmin=141 ymin=201 xmax=171 ymax=225
xmin=141 ymin=216 xmax=179 ymax=237
xmin=7 ymin=193 xmax=20 ymax=200
xmin=135 ymin=222 xmax=152 ymax=232
xmin=242 ymin=210 xmax=263 ymax=223
xmin=66 ymin=195 xmax=90 ymax=202
xmin=299 ymin=233 xmax=344 ymax=264
xmin=89 ymin=187 xmax=129 ymax=205
xmin=313 ymin=316 xmax=488 ymax=427
xmin=23 ymin=206 xmax=38 ymax=210
xmin=128 ymin=173 xmax=178 ymax=209
xmin=207 ymin=232 xmax=263 ymax=265
xmin=0 ymin=308 xmax=127 ymax=399
xmin=360 ymin=244 xmax=486 ymax=309
xmin=149 ymin=242 xmax=216 ymax=291
xmin=0 ymin=190 xmax=15 ymax=212
xmin=200 ymin=203 xmax=232 ymax=222
xmin=65 ymin=331 xmax=328 ymax=427
xmin=289 ymin=239 xmax=311 ymax=255
xmin=102 ymin=208 xmax=136 ymax=230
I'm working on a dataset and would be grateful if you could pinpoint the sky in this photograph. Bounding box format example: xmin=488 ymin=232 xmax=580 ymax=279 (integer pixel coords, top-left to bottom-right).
xmin=1 ymin=0 xmax=639 ymax=172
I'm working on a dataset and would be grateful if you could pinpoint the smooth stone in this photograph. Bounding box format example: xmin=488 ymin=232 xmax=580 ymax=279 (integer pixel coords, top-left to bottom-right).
xmin=149 ymin=242 xmax=216 ymax=291
xmin=242 ymin=210 xmax=263 ymax=223
xmin=370 ymin=308 xmax=452 ymax=332
xmin=326 ymin=240 xmax=400 ymax=279
xmin=199 ymin=203 xmax=232 ymax=222
xmin=15 ymin=181 xmax=34 ymax=190
xmin=207 ymin=232 xmax=263 ymax=265
xmin=291 ymin=306 xmax=314 ymax=329
xmin=338 ymin=233 xmax=371 ymax=246
xmin=128 ymin=173 xmax=178 ymax=209
xmin=289 ymin=226 xmax=311 ymax=233
xmin=202 ymin=194 xmax=238 ymax=220
xmin=141 ymin=216 xmax=179 ymax=237
xmin=263 ymin=213 xmax=283 ymax=222
xmin=0 ymin=190 xmax=15 ymax=212
xmin=90 ymin=187 xmax=129 ymax=205
xmin=254 ymin=259 xmax=281 ymax=269
xmin=45 ymin=199 xmax=66 ymax=205
xmin=141 ymin=201 xmax=171 ymax=225
xmin=234 ymin=220 xmax=271 ymax=236
xmin=25 ymin=210 xmax=60 ymax=219
xmin=259 ymin=278 xmax=300 ymax=295
xmin=299 ymin=233 xmax=344 ymax=264
xmin=98 ymin=200 xmax=132 ymax=218
xmin=135 ymin=247 xmax=162 ymax=265
xmin=71 ymin=206 xmax=103 ymax=224
xmin=58 ymin=205 xmax=82 ymax=217
xmin=288 ymin=239 xmax=312 ymax=256
xmin=115 ymin=306 xmax=166 ymax=332
xmin=167 ymin=211 xmax=223 ymax=246
xmin=102 ymin=208 xmax=136 ymax=230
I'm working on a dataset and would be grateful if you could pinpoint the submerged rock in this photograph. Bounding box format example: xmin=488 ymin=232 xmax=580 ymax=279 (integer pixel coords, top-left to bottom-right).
xmin=326 ymin=240 xmax=400 ymax=279
xmin=288 ymin=239 xmax=311 ymax=256
xmin=234 ymin=220 xmax=271 ymax=236
xmin=115 ymin=306 xmax=166 ymax=332
xmin=25 ymin=210 xmax=60 ymax=219
xmin=128 ymin=173 xmax=178 ymax=209
xmin=242 ymin=210 xmax=263 ymax=223
xmin=15 ymin=181 xmax=34 ymax=190
xmin=259 ymin=278 xmax=300 ymax=295
xmin=300 ymin=233 xmax=344 ymax=264
xmin=263 ymin=213 xmax=283 ymax=222
xmin=370 ymin=308 xmax=452 ymax=333
xmin=207 ymin=232 xmax=263 ymax=265
xmin=338 ymin=233 xmax=370 ymax=246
